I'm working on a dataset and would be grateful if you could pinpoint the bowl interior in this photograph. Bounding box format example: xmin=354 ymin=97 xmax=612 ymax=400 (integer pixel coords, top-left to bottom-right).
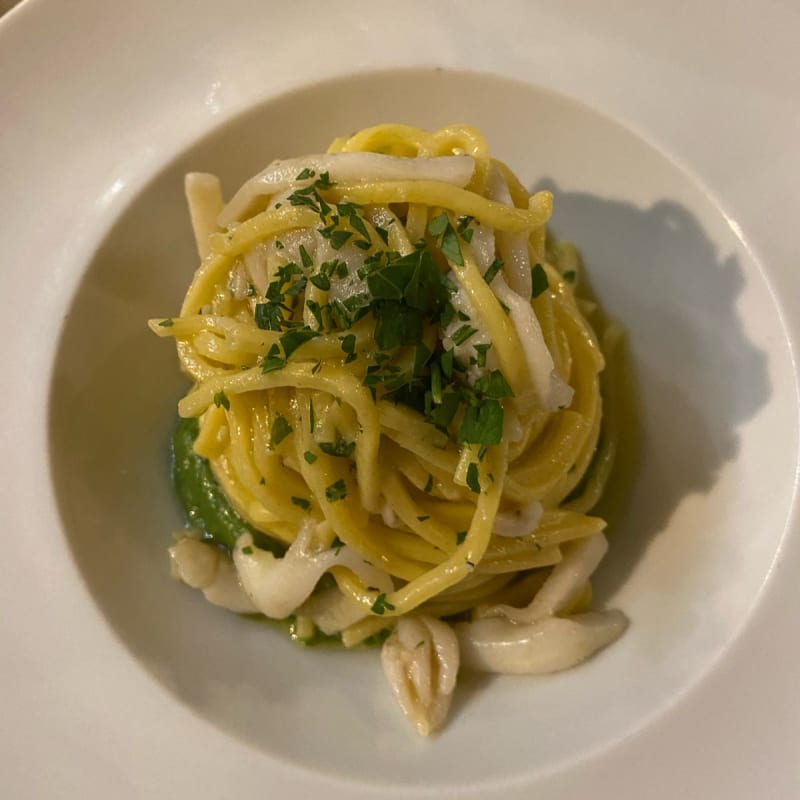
xmin=48 ymin=69 xmax=798 ymax=789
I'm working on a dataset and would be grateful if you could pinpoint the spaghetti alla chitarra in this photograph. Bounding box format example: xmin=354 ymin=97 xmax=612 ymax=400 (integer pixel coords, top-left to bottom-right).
xmin=149 ymin=124 xmax=629 ymax=736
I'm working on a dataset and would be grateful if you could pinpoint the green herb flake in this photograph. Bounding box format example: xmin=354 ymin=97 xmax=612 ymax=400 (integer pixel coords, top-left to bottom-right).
xmin=325 ymin=479 xmax=348 ymax=502
xmin=309 ymin=272 xmax=331 ymax=291
xmin=303 ymin=450 xmax=318 ymax=464
xmin=340 ymin=333 xmax=356 ymax=359
xmin=466 ymin=462 xmax=481 ymax=493
xmin=374 ymin=225 xmax=390 ymax=245
xmin=284 ymin=276 xmax=307 ymax=297
xmin=429 ymin=391 xmax=461 ymax=429
xmin=275 ymin=240 xmax=285 ymax=250
xmin=288 ymin=191 xmax=319 ymax=213
xmin=440 ymin=224 xmax=464 ymax=265
xmin=531 ymin=263 xmax=549 ymax=299
xmin=457 ymin=215 xmax=475 ymax=243
xmin=370 ymin=592 xmax=396 ymax=615
xmin=427 ymin=213 xmax=449 ymax=237
xmin=349 ymin=214 xmax=370 ymax=240
xmin=309 ymin=400 xmax=316 ymax=433
xmin=474 ymin=342 xmax=491 ymax=368
xmin=451 ymin=324 xmax=478 ymax=346
xmin=212 ymin=390 xmax=230 ymax=410
xmin=456 ymin=530 xmax=467 ymax=545
xmin=254 ymin=302 xmax=284 ymax=331
xmin=280 ymin=327 xmax=319 ymax=358
xmin=291 ymin=496 xmax=311 ymax=510
xmin=424 ymin=474 xmax=434 ymax=493
xmin=242 ymin=545 xmax=254 ymax=555
xmin=474 ymin=369 xmax=514 ymax=398
xmin=331 ymin=535 xmax=345 ymax=554
xmin=299 ymin=244 xmax=314 ymax=268
xmin=563 ymin=270 xmax=576 ymax=283
xmin=315 ymin=171 xmax=334 ymax=190
xmin=483 ymin=257 xmax=504 ymax=284
xmin=440 ymin=349 xmax=454 ymax=380
xmin=458 ymin=398 xmax=504 ymax=445
xmin=319 ymin=436 xmax=355 ymax=459
xmin=261 ymin=347 xmax=286 ymax=373
xmin=295 ymin=167 xmax=315 ymax=180
xmin=270 ymin=414 xmax=293 ymax=446
xmin=330 ymin=230 xmax=353 ymax=250
xmin=416 ymin=515 xmax=430 ymax=522
xmin=158 ymin=318 xmax=174 ymax=327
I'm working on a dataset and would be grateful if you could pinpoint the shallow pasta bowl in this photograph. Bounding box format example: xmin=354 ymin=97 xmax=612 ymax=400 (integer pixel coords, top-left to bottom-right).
xmin=2 ymin=1 xmax=799 ymax=798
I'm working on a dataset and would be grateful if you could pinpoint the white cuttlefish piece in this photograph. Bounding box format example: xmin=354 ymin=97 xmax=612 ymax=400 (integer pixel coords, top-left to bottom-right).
xmin=456 ymin=611 xmax=628 ymax=674
xmin=169 ymin=536 xmax=255 ymax=613
xmin=381 ymin=616 xmax=460 ymax=737
xmin=233 ymin=523 xmax=393 ymax=621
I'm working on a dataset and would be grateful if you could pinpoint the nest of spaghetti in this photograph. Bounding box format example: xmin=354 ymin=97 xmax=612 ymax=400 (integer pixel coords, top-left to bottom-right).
xmin=150 ymin=124 xmax=628 ymax=737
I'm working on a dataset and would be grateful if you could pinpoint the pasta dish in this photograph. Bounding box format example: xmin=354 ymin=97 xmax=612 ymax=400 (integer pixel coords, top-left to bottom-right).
xmin=149 ymin=123 xmax=628 ymax=736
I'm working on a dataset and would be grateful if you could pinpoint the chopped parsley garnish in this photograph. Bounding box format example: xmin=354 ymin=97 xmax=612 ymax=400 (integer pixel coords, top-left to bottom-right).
xmin=427 ymin=213 xmax=464 ymax=265
xmin=450 ymin=324 xmax=478 ymax=346
xmin=303 ymin=450 xmax=317 ymax=464
xmin=309 ymin=272 xmax=331 ymax=291
xmin=158 ymin=318 xmax=174 ymax=327
xmin=325 ymin=479 xmax=347 ymax=502
xmin=456 ymin=530 xmax=467 ymax=545
xmin=212 ymin=390 xmax=230 ymax=410
xmin=241 ymin=545 xmax=254 ymax=555
xmin=474 ymin=369 xmax=514 ymax=398
xmin=291 ymin=496 xmax=311 ymax=510
xmin=424 ymin=474 xmax=434 ymax=493
xmin=483 ymin=257 xmax=504 ymax=284
xmin=457 ymin=215 xmax=475 ymax=242
xmin=319 ymin=435 xmax=355 ymax=459
xmin=295 ymin=167 xmax=315 ymax=180
xmin=466 ymin=462 xmax=481 ymax=494
xmin=563 ymin=269 xmax=576 ymax=283
xmin=331 ymin=535 xmax=344 ymax=554
xmin=371 ymin=593 xmax=396 ymax=615
xmin=531 ymin=263 xmax=549 ymax=298
xmin=261 ymin=343 xmax=286 ymax=373
xmin=254 ymin=302 xmax=285 ymax=331
xmin=427 ymin=214 xmax=448 ymax=237
xmin=440 ymin=223 xmax=464 ymax=265
xmin=457 ymin=398 xmax=504 ymax=445
xmin=279 ymin=327 xmax=319 ymax=358
xmin=270 ymin=414 xmax=293 ymax=446
xmin=315 ymin=171 xmax=334 ymax=190
xmin=339 ymin=333 xmax=357 ymax=363
xmin=329 ymin=230 xmax=353 ymax=250
xmin=416 ymin=515 xmax=430 ymax=522
xmin=299 ymin=244 xmax=314 ymax=268
xmin=474 ymin=342 xmax=491 ymax=368
xmin=374 ymin=224 xmax=390 ymax=245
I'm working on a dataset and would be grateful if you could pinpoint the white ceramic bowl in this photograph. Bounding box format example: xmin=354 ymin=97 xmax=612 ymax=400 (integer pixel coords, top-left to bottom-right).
xmin=2 ymin=3 xmax=798 ymax=798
